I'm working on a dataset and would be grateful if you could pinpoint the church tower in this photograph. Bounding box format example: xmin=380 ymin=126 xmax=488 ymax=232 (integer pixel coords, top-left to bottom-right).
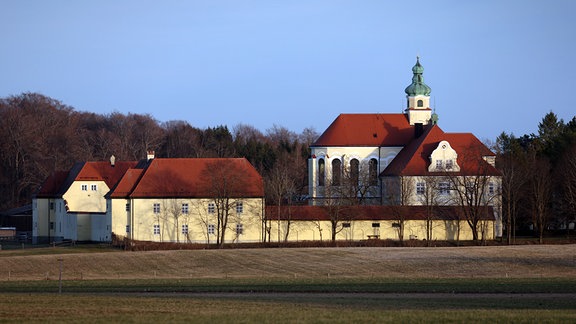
xmin=404 ymin=57 xmax=432 ymax=125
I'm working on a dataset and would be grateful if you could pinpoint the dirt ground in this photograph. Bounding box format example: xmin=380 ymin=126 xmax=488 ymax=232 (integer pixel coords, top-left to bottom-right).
xmin=1 ymin=244 xmax=575 ymax=281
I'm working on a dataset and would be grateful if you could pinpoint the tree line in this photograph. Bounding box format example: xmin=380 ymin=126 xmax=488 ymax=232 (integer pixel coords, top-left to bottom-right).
xmin=0 ymin=93 xmax=313 ymax=211
xmin=496 ymin=112 xmax=576 ymax=242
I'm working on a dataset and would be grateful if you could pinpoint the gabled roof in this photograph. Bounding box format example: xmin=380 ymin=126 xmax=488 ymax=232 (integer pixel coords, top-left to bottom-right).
xmin=266 ymin=205 xmax=495 ymax=221
xmin=76 ymin=161 xmax=139 ymax=188
xmin=312 ymin=113 xmax=416 ymax=147
xmin=113 ymin=158 xmax=264 ymax=198
xmin=35 ymin=171 xmax=70 ymax=198
xmin=381 ymin=124 xmax=500 ymax=177
xmin=35 ymin=161 xmax=139 ymax=198
xmin=108 ymin=169 xmax=145 ymax=198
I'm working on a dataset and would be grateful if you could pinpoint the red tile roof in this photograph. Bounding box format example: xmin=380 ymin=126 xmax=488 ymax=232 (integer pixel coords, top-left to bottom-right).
xmin=266 ymin=205 xmax=494 ymax=221
xmin=312 ymin=113 xmax=415 ymax=147
xmin=108 ymin=169 xmax=144 ymax=198
xmin=76 ymin=161 xmax=139 ymax=188
xmin=381 ymin=124 xmax=500 ymax=177
xmin=122 ymin=158 xmax=264 ymax=198
xmin=35 ymin=171 xmax=70 ymax=198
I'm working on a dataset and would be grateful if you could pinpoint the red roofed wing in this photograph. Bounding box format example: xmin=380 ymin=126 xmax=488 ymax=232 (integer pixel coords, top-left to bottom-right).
xmin=312 ymin=114 xmax=415 ymax=147
xmin=128 ymin=158 xmax=264 ymax=198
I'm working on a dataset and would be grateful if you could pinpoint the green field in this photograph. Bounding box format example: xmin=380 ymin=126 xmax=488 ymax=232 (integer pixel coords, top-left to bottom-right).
xmin=1 ymin=244 xmax=576 ymax=323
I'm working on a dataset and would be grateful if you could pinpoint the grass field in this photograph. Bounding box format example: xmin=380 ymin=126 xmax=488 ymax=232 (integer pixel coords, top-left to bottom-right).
xmin=1 ymin=244 xmax=575 ymax=323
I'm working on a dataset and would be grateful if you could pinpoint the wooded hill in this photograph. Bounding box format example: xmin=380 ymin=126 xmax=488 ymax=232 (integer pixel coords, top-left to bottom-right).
xmin=0 ymin=93 xmax=313 ymax=211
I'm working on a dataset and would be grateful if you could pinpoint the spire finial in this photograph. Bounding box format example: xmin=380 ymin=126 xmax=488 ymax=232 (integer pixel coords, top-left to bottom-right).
xmin=405 ymin=57 xmax=431 ymax=96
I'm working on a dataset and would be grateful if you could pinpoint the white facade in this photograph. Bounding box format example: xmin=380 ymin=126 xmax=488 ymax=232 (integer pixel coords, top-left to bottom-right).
xmin=308 ymin=146 xmax=403 ymax=205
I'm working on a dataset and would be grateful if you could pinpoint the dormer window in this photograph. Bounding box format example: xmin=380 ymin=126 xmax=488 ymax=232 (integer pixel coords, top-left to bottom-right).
xmin=436 ymin=160 xmax=443 ymax=169
xmin=446 ymin=160 xmax=453 ymax=170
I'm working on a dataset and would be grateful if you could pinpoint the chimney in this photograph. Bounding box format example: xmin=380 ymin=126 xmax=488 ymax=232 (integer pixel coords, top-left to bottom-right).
xmin=109 ymin=155 xmax=116 ymax=167
xmin=415 ymin=123 xmax=424 ymax=138
xmin=147 ymin=150 xmax=155 ymax=160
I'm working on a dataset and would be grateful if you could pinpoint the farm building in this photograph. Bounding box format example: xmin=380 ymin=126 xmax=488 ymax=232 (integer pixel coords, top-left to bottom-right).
xmin=107 ymin=157 xmax=264 ymax=244
xmin=33 ymin=154 xmax=265 ymax=244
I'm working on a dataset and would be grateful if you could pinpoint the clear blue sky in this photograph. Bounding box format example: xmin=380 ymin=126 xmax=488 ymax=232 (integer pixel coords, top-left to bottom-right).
xmin=1 ymin=1 xmax=574 ymax=141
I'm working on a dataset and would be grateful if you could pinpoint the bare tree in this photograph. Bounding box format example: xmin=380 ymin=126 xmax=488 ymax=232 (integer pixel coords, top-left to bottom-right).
xmin=419 ymin=175 xmax=444 ymax=244
xmin=496 ymin=133 xmax=529 ymax=244
xmin=200 ymin=160 xmax=255 ymax=247
xmin=382 ymin=176 xmax=414 ymax=243
xmin=528 ymin=154 xmax=552 ymax=243
xmin=444 ymin=148 xmax=500 ymax=243
xmin=558 ymin=144 xmax=576 ymax=235
xmin=266 ymin=159 xmax=298 ymax=242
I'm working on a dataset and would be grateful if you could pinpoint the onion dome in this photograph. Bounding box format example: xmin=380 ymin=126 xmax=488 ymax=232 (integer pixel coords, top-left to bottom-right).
xmin=404 ymin=57 xmax=431 ymax=96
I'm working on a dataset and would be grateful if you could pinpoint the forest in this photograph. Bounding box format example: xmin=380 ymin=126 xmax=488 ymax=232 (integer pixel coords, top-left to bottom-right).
xmin=1 ymin=92 xmax=575 ymax=240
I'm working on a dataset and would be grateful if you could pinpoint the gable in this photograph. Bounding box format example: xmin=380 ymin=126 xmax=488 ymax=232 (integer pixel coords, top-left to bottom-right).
xmin=381 ymin=125 xmax=500 ymax=177
xmin=76 ymin=161 xmax=138 ymax=188
xmin=428 ymin=140 xmax=460 ymax=172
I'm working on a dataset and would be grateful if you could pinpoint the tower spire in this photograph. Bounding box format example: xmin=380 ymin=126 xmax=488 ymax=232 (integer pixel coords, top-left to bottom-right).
xmin=404 ymin=57 xmax=432 ymax=125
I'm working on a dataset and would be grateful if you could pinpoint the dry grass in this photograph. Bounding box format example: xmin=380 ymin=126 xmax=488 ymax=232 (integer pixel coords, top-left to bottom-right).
xmin=1 ymin=244 xmax=575 ymax=281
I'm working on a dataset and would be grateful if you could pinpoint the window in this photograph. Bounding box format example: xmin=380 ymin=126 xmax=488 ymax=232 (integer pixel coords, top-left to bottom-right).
xmin=208 ymin=203 xmax=215 ymax=214
xmin=436 ymin=160 xmax=443 ymax=169
xmin=126 ymin=225 xmax=130 ymax=233
xmin=466 ymin=181 xmax=474 ymax=196
xmin=417 ymin=99 xmax=423 ymax=107
xmin=125 ymin=203 xmax=130 ymax=212
xmin=236 ymin=201 xmax=243 ymax=214
xmin=81 ymin=184 xmax=88 ymax=191
xmin=446 ymin=159 xmax=453 ymax=170
xmin=182 ymin=203 xmax=189 ymax=214
xmin=332 ymin=159 xmax=342 ymax=186
xmin=208 ymin=224 xmax=215 ymax=235
xmin=350 ymin=159 xmax=359 ymax=184
xmin=182 ymin=224 xmax=188 ymax=235
xmin=49 ymin=202 xmax=54 ymax=210
xmin=488 ymin=182 xmax=495 ymax=195
xmin=416 ymin=182 xmax=425 ymax=195
xmin=153 ymin=203 xmax=160 ymax=214
xmin=153 ymin=224 xmax=160 ymax=235
xmin=236 ymin=224 xmax=243 ymax=235
xmin=91 ymin=184 xmax=98 ymax=191
xmin=50 ymin=222 xmax=54 ymax=230
xmin=369 ymin=158 xmax=378 ymax=186
xmin=372 ymin=223 xmax=380 ymax=228
xmin=342 ymin=223 xmax=351 ymax=228
xmin=318 ymin=158 xmax=325 ymax=186
xmin=439 ymin=182 xmax=450 ymax=195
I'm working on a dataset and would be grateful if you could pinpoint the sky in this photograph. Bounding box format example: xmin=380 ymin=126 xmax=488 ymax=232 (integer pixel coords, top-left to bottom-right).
xmin=1 ymin=1 xmax=575 ymax=141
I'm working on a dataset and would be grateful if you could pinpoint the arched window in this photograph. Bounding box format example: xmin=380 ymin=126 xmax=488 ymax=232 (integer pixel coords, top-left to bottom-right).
xmin=318 ymin=158 xmax=325 ymax=186
xmin=369 ymin=158 xmax=378 ymax=186
xmin=332 ymin=159 xmax=342 ymax=186
xmin=417 ymin=99 xmax=424 ymax=107
xmin=350 ymin=159 xmax=359 ymax=185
